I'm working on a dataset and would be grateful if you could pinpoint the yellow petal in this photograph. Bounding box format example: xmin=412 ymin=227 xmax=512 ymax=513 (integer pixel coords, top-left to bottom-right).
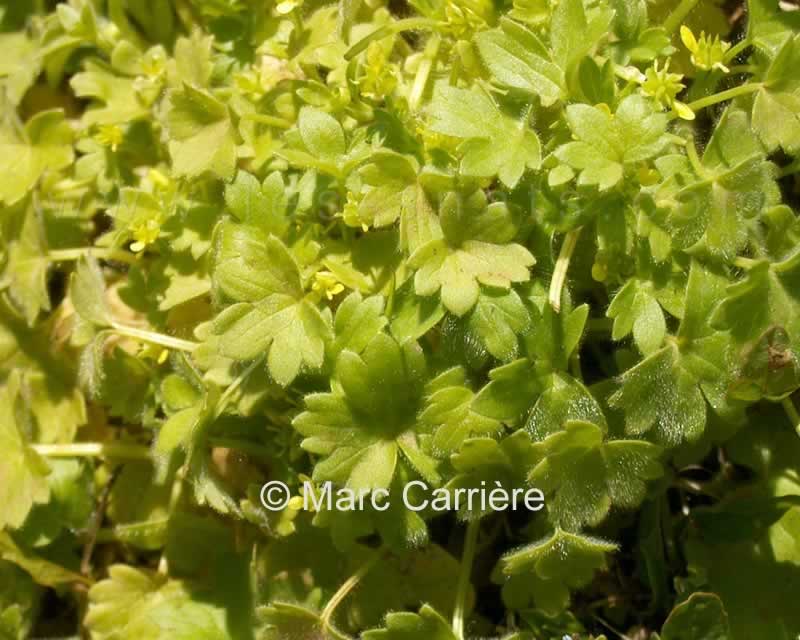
xmin=680 ymin=25 xmax=698 ymax=52
xmin=674 ymin=101 xmax=696 ymax=121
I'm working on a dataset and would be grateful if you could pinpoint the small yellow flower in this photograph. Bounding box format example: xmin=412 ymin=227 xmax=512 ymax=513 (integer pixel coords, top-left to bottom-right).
xmin=444 ymin=0 xmax=488 ymax=38
xmin=680 ymin=26 xmax=731 ymax=73
xmin=342 ymin=191 xmax=369 ymax=231
xmin=147 ymin=168 xmax=172 ymax=191
xmin=359 ymin=42 xmax=398 ymax=99
xmin=276 ymin=0 xmax=302 ymax=14
xmin=141 ymin=47 xmax=167 ymax=78
xmin=93 ymin=124 xmax=124 ymax=152
xmin=312 ymin=271 xmax=345 ymax=301
xmin=640 ymin=60 xmax=695 ymax=121
xmin=139 ymin=344 xmax=169 ymax=364
xmin=130 ymin=212 xmax=164 ymax=252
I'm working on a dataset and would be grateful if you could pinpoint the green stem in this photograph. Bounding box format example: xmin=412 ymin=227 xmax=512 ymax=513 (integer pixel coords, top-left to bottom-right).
xmin=724 ymin=38 xmax=753 ymax=63
xmin=48 ymin=248 xmax=137 ymax=265
xmin=207 ymin=438 xmax=274 ymax=459
xmin=409 ymin=34 xmax=440 ymax=111
xmin=32 ymin=442 xmax=151 ymax=460
xmin=320 ymin=551 xmax=382 ymax=633
xmin=110 ymin=322 xmax=198 ymax=353
xmin=778 ymin=159 xmax=800 ymax=178
xmin=734 ymin=256 xmax=760 ymax=269
xmin=684 ymin=137 xmax=707 ymax=178
xmin=158 ymin=463 xmax=186 ymax=575
xmin=345 ymin=18 xmax=443 ymax=60
xmin=727 ymin=64 xmax=757 ymax=75
xmin=213 ymin=355 xmax=266 ymax=419
xmin=549 ymin=228 xmax=582 ymax=313
xmin=784 ymin=397 xmax=800 ymax=437
xmin=240 ymin=113 xmax=293 ymax=129
xmin=684 ymin=83 xmax=762 ymax=113
xmin=663 ymin=0 xmax=701 ymax=35
xmin=453 ymin=519 xmax=480 ymax=640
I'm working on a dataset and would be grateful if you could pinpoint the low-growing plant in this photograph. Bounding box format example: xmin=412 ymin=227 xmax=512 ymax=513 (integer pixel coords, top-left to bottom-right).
xmin=1 ymin=0 xmax=800 ymax=638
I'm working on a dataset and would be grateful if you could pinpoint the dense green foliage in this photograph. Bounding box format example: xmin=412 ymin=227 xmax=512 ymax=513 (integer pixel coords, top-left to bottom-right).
xmin=1 ymin=0 xmax=800 ymax=638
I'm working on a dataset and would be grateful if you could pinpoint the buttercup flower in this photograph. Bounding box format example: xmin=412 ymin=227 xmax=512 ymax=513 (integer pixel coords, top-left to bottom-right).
xmin=312 ymin=271 xmax=345 ymax=301
xmin=680 ymin=26 xmax=731 ymax=73
xmin=640 ymin=59 xmax=695 ymax=120
xmin=130 ymin=211 xmax=164 ymax=252
xmin=93 ymin=124 xmax=124 ymax=152
xmin=360 ymin=41 xmax=398 ymax=99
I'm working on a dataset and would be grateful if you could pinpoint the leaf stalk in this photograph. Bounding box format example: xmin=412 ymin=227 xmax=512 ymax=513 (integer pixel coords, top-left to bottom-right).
xmin=452 ymin=518 xmax=480 ymax=640
xmin=549 ymin=228 xmax=582 ymax=313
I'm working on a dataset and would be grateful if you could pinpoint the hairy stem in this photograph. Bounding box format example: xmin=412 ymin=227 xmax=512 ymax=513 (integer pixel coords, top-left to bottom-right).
xmin=453 ymin=519 xmax=480 ymax=640
xmin=345 ymin=18 xmax=443 ymax=60
xmin=48 ymin=248 xmax=137 ymax=265
xmin=778 ymin=159 xmax=800 ymax=178
xmin=110 ymin=322 xmax=198 ymax=353
xmin=409 ymin=35 xmax=440 ymax=111
xmin=320 ymin=551 xmax=382 ymax=633
xmin=214 ymin=356 xmax=267 ymax=420
xmin=663 ymin=0 xmax=701 ymax=35
xmin=549 ymin=228 xmax=582 ymax=313
xmin=784 ymin=397 xmax=800 ymax=437
xmin=734 ymin=256 xmax=760 ymax=269
xmin=724 ymin=38 xmax=753 ymax=63
xmin=685 ymin=83 xmax=762 ymax=113
xmin=32 ymin=442 xmax=152 ymax=460
xmin=158 ymin=464 xmax=187 ymax=575
xmin=240 ymin=113 xmax=293 ymax=129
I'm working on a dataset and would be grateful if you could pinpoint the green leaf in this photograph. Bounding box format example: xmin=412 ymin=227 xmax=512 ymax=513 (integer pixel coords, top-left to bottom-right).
xmin=550 ymin=0 xmax=612 ymax=74
xmin=529 ymin=420 xmax=663 ymax=530
xmin=747 ymin=0 xmax=800 ymax=53
xmin=85 ymin=565 xmax=232 ymax=639
xmin=70 ymin=257 xmax=111 ymax=327
xmin=607 ymin=279 xmax=667 ymax=355
xmin=213 ymin=298 xmax=330 ymax=384
xmin=474 ymin=19 xmax=565 ymax=106
xmin=555 ymin=95 xmax=669 ymax=190
xmin=465 ymin=288 xmax=530 ymax=361
xmin=0 ymin=532 xmax=87 ymax=587
xmin=297 ymin=106 xmax=346 ymax=161
xmin=173 ymin=30 xmax=213 ymax=87
xmin=166 ymin=84 xmax=237 ymax=180
xmin=661 ymin=593 xmax=732 ymax=640
xmin=0 ymin=205 xmax=50 ymax=325
xmin=294 ymin=333 xmax=430 ymax=491
xmin=349 ymin=152 xmax=442 ymax=252
xmin=611 ymin=261 xmax=737 ymax=445
xmin=328 ymin=291 xmax=387 ymax=362
xmin=499 ymin=528 xmax=618 ymax=613
xmin=752 ymin=34 xmax=800 ymax=155
xmin=213 ymin=221 xmax=303 ymax=302
xmin=426 ymin=86 xmax=541 ymax=188
xmin=362 ymin=604 xmax=456 ymax=639
xmin=389 ymin=278 xmax=446 ymax=344
xmin=446 ymin=431 xmax=535 ymax=520
xmin=711 ymin=251 xmax=800 ymax=350
xmin=409 ymin=190 xmax=534 ymax=317
xmin=609 ymin=345 xmax=707 ymax=445
xmin=524 ymin=373 xmax=606 ymax=441
xmin=224 ymin=171 xmax=289 ymax=237
xmin=0 ymin=110 xmax=73 ymax=205
xmin=420 ymin=367 xmax=504 ymax=456
xmin=660 ymin=111 xmax=780 ymax=260
xmin=0 ymin=373 xmax=50 ymax=530
xmin=70 ymin=64 xmax=149 ymax=126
